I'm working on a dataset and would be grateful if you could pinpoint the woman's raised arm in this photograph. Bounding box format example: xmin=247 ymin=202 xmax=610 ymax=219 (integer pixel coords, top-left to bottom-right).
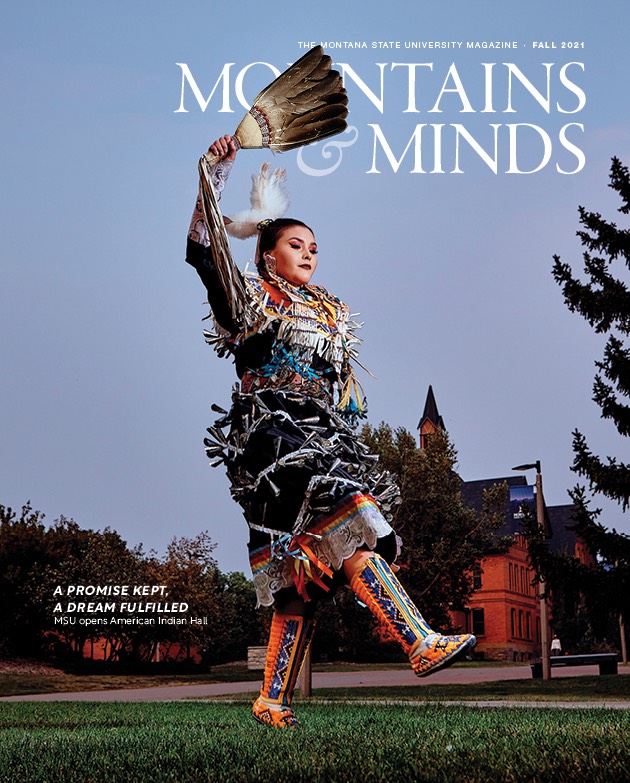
xmin=185 ymin=135 xmax=253 ymax=335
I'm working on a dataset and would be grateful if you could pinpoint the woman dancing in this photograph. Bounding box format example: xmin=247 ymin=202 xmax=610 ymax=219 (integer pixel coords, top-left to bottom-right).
xmin=185 ymin=134 xmax=475 ymax=728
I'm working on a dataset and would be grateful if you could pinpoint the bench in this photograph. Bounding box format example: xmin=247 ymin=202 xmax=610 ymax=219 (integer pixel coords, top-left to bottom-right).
xmin=531 ymin=653 xmax=618 ymax=678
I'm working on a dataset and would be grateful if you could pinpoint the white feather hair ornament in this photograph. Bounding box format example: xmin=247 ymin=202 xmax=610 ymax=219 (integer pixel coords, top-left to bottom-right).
xmin=224 ymin=163 xmax=289 ymax=239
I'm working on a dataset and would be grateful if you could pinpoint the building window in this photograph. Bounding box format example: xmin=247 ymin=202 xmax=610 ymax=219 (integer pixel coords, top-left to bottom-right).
xmin=518 ymin=610 xmax=523 ymax=638
xmin=509 ymin=563 xmax=513 ymax=591
xmin=473 ymin=565 xmax=482 ymax=590
xmin=526 ymin=613 xmax=531 ymax=640
xmin=472 ymin=608 xmax=485 ymax=636
xmin=511 ymin=608 xmax=516 ymax=638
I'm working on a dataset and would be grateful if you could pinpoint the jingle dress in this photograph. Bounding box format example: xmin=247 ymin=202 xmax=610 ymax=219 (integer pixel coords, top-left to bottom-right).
xmin=186 ymin=161 xmax=399 ymax=607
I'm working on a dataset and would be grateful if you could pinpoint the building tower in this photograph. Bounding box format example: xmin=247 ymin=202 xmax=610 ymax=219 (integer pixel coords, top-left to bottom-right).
xmin=417 ymin=385 xmax=445 ymax=449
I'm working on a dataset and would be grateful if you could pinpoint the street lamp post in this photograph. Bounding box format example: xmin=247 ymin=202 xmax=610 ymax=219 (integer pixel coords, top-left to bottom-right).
xmin=513 ymin=460 xmax=551 ymax=680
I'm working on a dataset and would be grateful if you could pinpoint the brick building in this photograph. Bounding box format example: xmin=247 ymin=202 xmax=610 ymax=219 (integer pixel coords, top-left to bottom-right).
xmin=418 ymin=387 xmax=593 ymax=662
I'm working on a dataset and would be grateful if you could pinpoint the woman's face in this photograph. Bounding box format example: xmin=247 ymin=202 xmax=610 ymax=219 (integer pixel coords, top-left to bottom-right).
xmin=267 ymin=225 xmax=318 ymax=286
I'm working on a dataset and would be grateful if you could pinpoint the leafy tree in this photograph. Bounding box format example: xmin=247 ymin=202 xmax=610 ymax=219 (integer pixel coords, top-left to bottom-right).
xmin=307 ymin=424 xmax=508 ymax=662
xmin=44 ymin=519 xmax=151 ymax=661
xmin=314 ymin=587 xmax=402 ymax=663
xmin=0 ymin=504 xmax=144 ymax=658
xmin=552 ymin=156 xmax=630 ymax=508
xmin=0 ymin=502 xmax=49 ymax=656
xmin=156 ymin=532 xmax=223 ymax=663
xmin=360 ymin=423 xmax=508 ymax=631
xmin=210 ymin=571 xmax=262 ymax=664
xmin=1 ymin=501 xmax=265 ymax=666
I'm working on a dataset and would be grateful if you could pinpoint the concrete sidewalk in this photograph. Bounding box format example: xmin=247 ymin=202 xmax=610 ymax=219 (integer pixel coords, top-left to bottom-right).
xmin=2 ymin=663 xmax=628 ymax=704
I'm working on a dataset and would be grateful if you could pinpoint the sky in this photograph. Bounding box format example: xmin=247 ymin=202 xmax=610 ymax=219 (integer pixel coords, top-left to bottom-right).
xmin=1 ymin=1 xmax=629 ymax=574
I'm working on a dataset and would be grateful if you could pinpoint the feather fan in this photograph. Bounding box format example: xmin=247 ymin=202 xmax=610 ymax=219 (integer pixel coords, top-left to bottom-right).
xmin=203 ymin=46 xmax=348 ymax=168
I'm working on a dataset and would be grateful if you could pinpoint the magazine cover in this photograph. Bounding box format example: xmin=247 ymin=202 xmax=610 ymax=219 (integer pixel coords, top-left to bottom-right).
xmin=1 ymin=1 xmax=629 ymax=779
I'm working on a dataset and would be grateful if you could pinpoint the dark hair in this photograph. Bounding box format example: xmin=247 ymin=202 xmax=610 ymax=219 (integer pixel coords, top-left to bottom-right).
xmin=257 ymin=218 xmax=314 ymax=277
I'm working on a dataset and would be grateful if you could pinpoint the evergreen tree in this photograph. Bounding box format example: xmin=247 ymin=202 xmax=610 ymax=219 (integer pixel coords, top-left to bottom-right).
xmin=548 ymin=157 xmax=630 ymax=654
xmin=522 ymin=489 xmax=626 ymax=653
xmin=567 ymin=486 xmax=630 ymax=644
xmin=552 ymin=156 xmax=630 ymax=508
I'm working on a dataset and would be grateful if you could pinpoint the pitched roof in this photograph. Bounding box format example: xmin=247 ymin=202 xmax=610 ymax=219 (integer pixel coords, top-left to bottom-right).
xmin=460 ymin=475 xmax=528 ymax=536
xmin=547 ymin=504 xmax=579 ymax=555
xmin=460 ymin=475 xmax=579 ymax=553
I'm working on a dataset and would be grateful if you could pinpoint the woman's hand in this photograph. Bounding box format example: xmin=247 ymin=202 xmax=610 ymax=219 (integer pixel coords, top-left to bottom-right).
xmin=208 ymin=134 xmax=238 ymax=162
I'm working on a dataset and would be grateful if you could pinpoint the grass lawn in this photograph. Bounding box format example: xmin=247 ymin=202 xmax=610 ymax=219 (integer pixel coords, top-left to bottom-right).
xmin=0 ymin=701 xmax=628 ymax=783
